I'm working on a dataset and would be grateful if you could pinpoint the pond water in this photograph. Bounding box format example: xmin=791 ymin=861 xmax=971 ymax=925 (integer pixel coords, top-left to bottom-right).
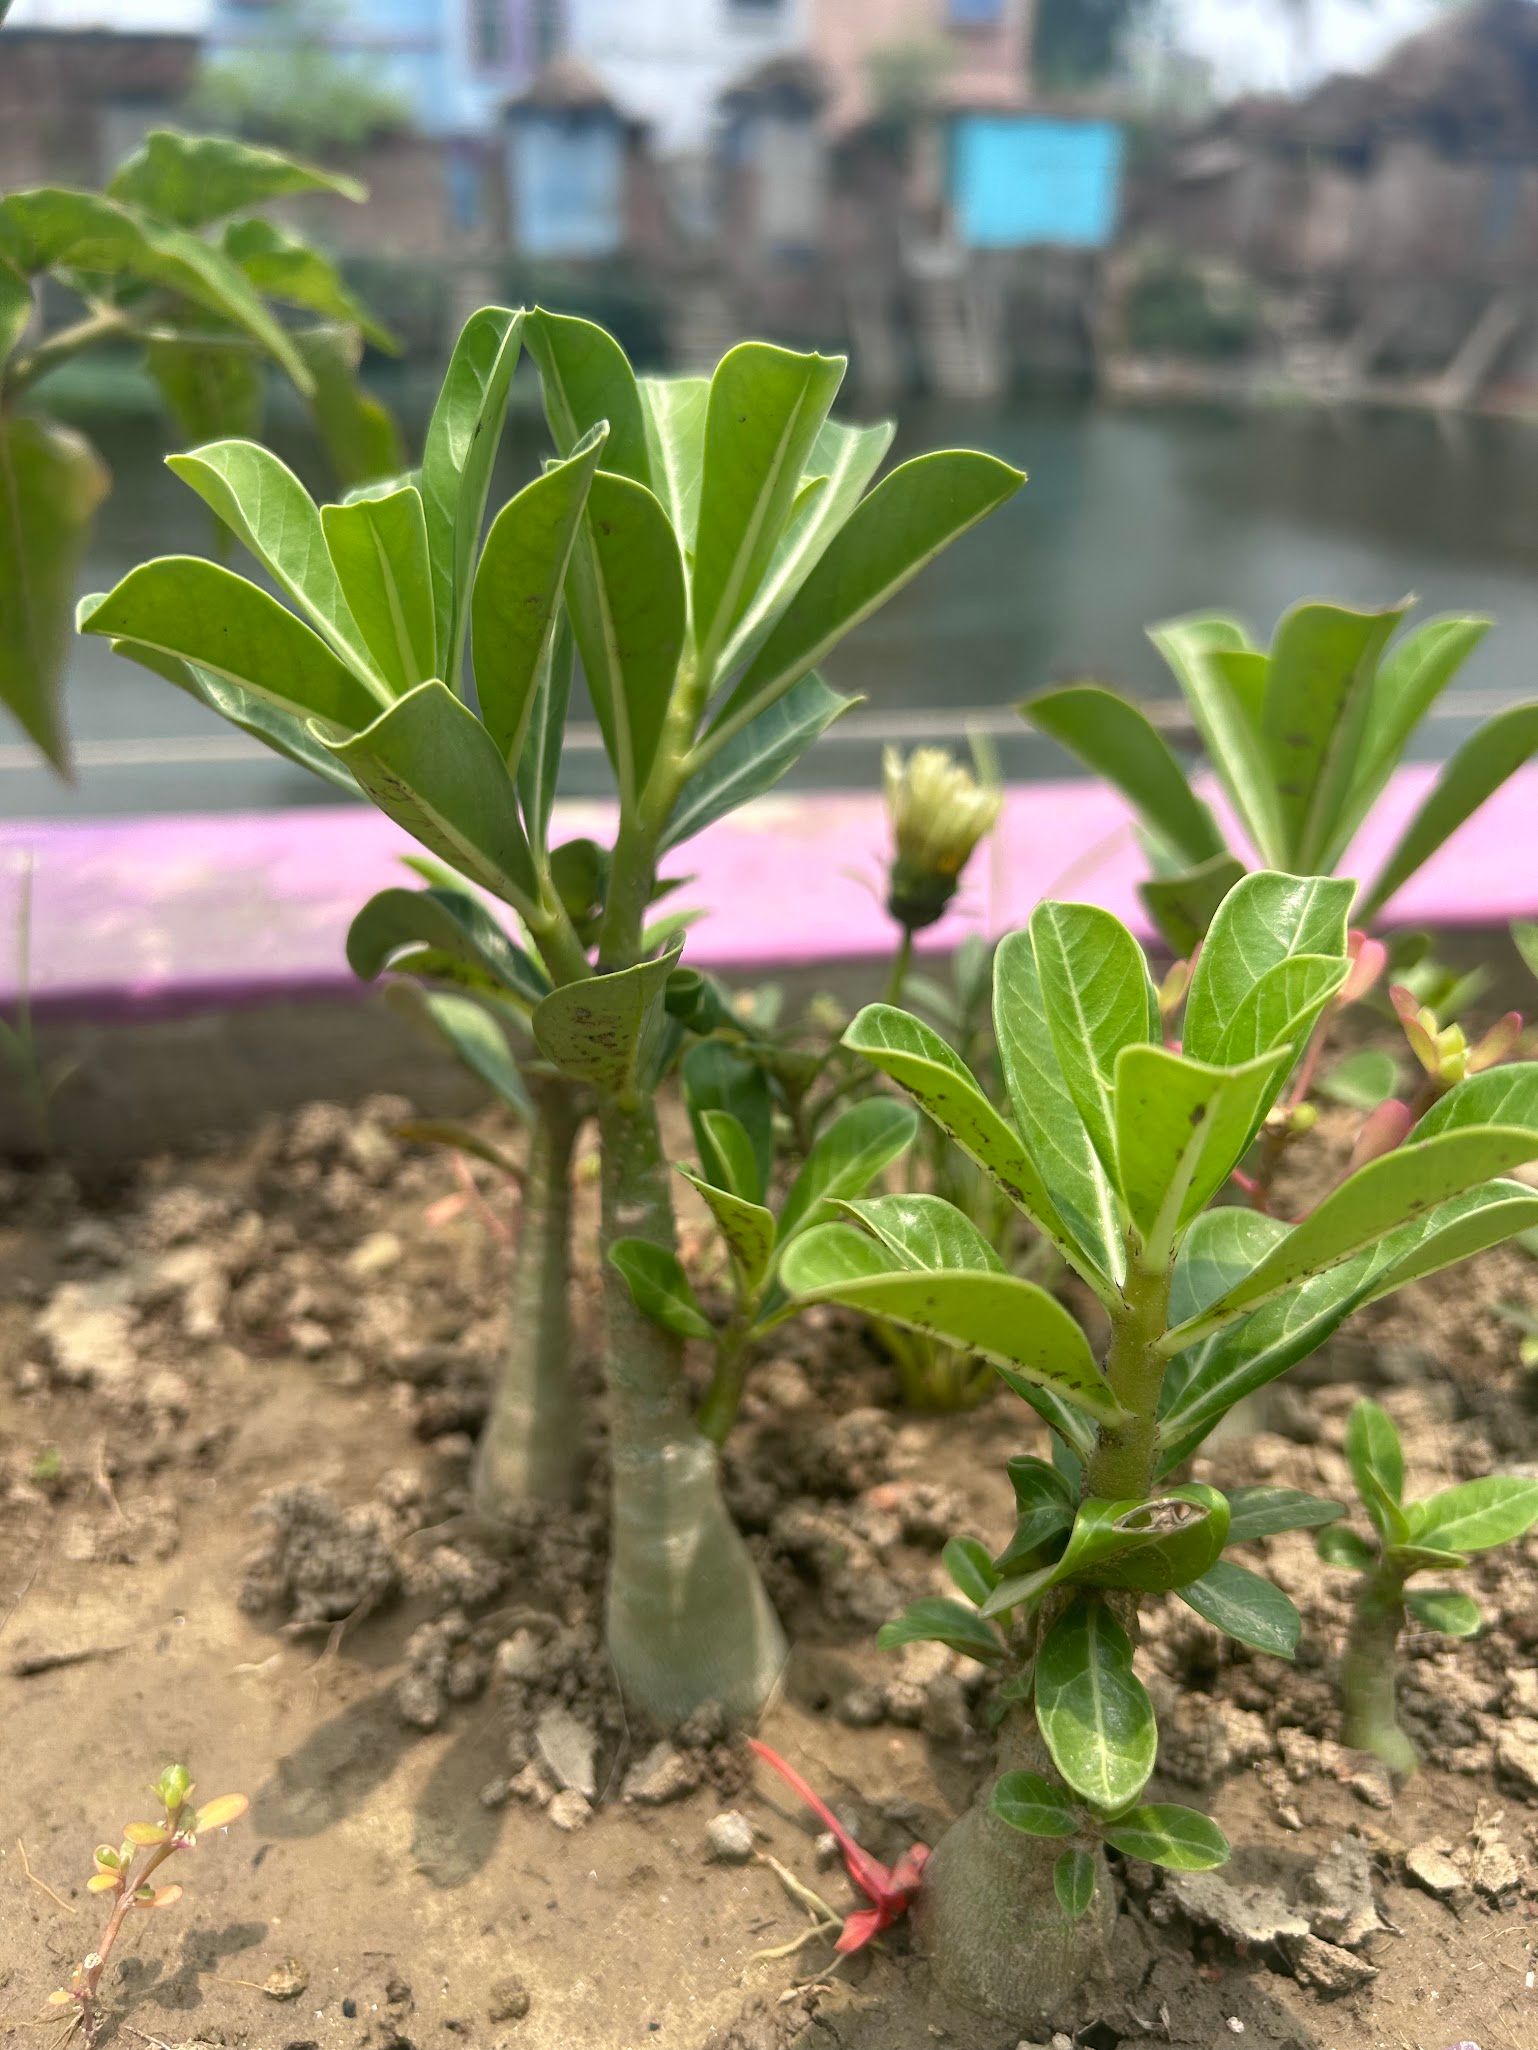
xmin=16 ymin=391 xmax=1538 ymax=819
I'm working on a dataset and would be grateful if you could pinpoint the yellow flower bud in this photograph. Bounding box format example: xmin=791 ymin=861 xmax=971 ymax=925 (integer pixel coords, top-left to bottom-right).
xmin=882 ymin=745 xmax=1001 ymax=932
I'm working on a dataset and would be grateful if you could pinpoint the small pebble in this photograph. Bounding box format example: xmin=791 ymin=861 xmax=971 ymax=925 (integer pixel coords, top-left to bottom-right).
xmin=488 ymin=1976 xmax=530 ymax=2023
xmin=705 ymin=1811 xmax=756 ymax=1865
xmin=262 ymin=1958 xmax=310 ymax=2001
xmin=342 ymin=1999 xmax=357 ymax=2019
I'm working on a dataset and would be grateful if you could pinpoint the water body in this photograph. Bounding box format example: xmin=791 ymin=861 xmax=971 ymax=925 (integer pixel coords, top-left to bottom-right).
xmin=15 ymin=393 xmax=1538 ymax=820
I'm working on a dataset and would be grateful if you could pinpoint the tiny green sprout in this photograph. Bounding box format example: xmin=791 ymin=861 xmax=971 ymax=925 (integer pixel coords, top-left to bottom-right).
xmin=44 ymin=1766 xmax=248 ymax=2041
xmin=31 ymin=1446 xmax=63 ymax=1486
xmin=1320 ymin=1398 xmax=1538 ymax=1779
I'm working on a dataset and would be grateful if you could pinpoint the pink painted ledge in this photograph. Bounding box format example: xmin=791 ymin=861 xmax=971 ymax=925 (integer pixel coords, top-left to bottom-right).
xmin=5 ymin=764 xmax=1538 ymax=1023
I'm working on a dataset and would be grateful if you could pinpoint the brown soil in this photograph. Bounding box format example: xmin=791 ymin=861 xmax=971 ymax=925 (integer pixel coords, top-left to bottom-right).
xmin=5 ymin=1089 xmax=1538 ymax=2050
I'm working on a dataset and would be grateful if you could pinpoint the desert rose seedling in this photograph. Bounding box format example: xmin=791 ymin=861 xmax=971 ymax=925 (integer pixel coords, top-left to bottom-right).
xmin=1319 ymin=1397 xmax=1538 ymax=1779
xmin=80 ymin=306 xmax=1022 ymax=1721
xmin=781 ymin=869 xmax=1538 ymax=2024
xmin=1023 ymin=600 xmax=1534 ymax=950
xmin=45 ymin=1766 xmax=248 ymax=2041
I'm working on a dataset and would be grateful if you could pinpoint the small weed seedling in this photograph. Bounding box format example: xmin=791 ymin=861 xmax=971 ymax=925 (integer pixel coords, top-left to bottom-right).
xmin=1319 ymin=1398 xmax=1538 ymax=1778
xmin=45 ymin=1766 xmax=248 ymax=2041
xmin=1023 ymin=600 xmax=1534 ymax=950
xmin=782 ymin=869 xmax=1538 ymax=2025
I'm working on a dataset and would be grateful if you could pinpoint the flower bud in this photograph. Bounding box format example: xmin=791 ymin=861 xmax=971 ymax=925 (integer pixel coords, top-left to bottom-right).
xmin=882 ymin=745 xmax=1001 ymax=933
xmin=154 ymin=1763 xmax=192 ymax=1817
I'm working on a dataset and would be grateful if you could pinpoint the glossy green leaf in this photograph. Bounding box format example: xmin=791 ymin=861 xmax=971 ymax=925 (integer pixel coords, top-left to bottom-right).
xmin=1023 ymin=683 xmax=1226 ymax=870
xmin=1170 ymin=1207 xmax=1289 ymax=1327
xmin=997 ymin=1455 xmax=1078 ymax=1567
xmin=638 ymin=373 xmax=709 ymax=549
xmin=108 ymin=128 xmax=363 ymax=227
xmin=992 ymin=1770 xmax=1077 ymax=1838
xmin=1405 ymin=1587 xmax=1481 ymax=1637
xmin=778 ymin=1223 xmax=1120 ymax=1423
xmin=943 ymin=1535 xmax=999 ymax=1606
xmin=1345 ymin=1399 xmax=1404 ymax=1523
xmin=1316 ymin=1525 xmax=1376 ymax=1571
xmin=1029 ymin=900 xmax=1156 ymax=1179
xmin=524 ymin=306 xmax=651 ymax=489
xmin=1054 ymin=1848 xmax=1097 ymax=1920
xmin=1115 ymin=1045 xmax=1289 ymax=1261
xmin=710 ymin=445 xmax=1023 ymax=738
xmin=1183 ymin=872 xmax=1352 ymax=1064
xmin=471 ymin=422 xmax=606 ymax=765
xmin=293 ymin=323 xmax=403 ymax=490
xmin=1333 ymin=614 xmax=1491 ymax=858
xmin=665 ymin=671 xmax=857 ymax=850
xmin=145 ymin=335 xmax=263 ymax=448
xmin=565 ymin=470 xmax=687 ymax=805
xmin=322 ymin=679 xmax=540 ymax=910
xmin=321 ymin=485 xmax=436 ymax=695
xmin=694 ymin=1108 xmax=762 ymax=1203
xmin=1102 ymin=1804 xmax=1229 ymax=1872
xmin=681 ymin=1039 xmax=774 ymax=1198
xmin=1409 ymin=1474 xmax=1538 ymax=1554
xmin=1358 ymin=1178 xmax=1538 ymax=1303
xmin=517 ymin=616 xmax=574 ymax=851
xmin=1362 ymin=700 xmax=1538 ymax=919
xmin=691 ymin=341 xmax=845 ymax=667
xmin=79 ymin=556 xmax=379 ymax=732
xmin=1035 ymin=1601 xmax=1157 ymax=1814
xmin=837 ymin=1191 xmax=1004 ymax=1275
xmin=387 ymin=985 xmax=530 ymax=1118
xmin=1150 ymin=612 xmax=1285 ymax=864
xmin=1210 ymin=954 xmax=1350 ymax=1073
xmin=0 ymin=252 xmax=30 ymax=364
xmin=1224 ymin=1486 xmax=1345 ymax=1542
xmin=346 ymin=885 xmax=548 ymax=1005
xmin=126 ymin=643 xmax=358 ymax=794
xmin=223 ymin=215 xmax=395 ymax=351
xmin=166 ymin=439 xmax=384 ymax=692
xmin=1259 ymin=600 xmax=1404 ymax=869
xmin=1075 ymin=1484 xmax=1231 ymax=1595
xmin=1140 ymin=851 xmax=1249 ymax=957
xmin=532 ymin=943 xmax=682 ymax=1097
xmin=0 ymin=412 xmax=106 ymax=771
xmin=875 ymin=1596 xmax=1002 ymax=1663
xmin=1179 ymin=1560 xmax=1300 ymax=1657
xmin=776 ymin=1098 xmax=918 ymax=1245
xmin=609 ymin=1238 xmax=715 ymax=1344
xmin=419 ymin=305 xmax=523 ymax=691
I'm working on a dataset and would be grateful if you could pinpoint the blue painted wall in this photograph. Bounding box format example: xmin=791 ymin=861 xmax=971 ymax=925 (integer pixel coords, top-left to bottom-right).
xmin=950 ymin=114 xmax=1124 ymax=250
xmin=507 ymin=115 xmax=624 ymax=256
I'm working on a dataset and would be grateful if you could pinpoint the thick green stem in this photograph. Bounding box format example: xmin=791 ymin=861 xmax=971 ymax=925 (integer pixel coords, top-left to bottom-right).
xmin=915 ymin=1706 xmax=1114 ymax=2024
xmin=472 ymin=1077 xmax=586 ymax=1518
xmin=696 ymin=1320 xmax=752 ymax=1447
xmin=598 ymin=1091 xmax=786 ymax=1719
xmin=1341 ymin=1561 xmax=1418 ymax=1779
xmin=7 ymin=304 xmax=130 ymax=396
xmin=1085 ymin=1255 xmax=1170 ymax=1503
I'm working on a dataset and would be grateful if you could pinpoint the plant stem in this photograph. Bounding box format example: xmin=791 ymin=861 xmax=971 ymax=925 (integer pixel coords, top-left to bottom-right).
xmin=7 ymin=304 xmax=130 ymax=396
xmin=79 ymin=1839 xmax=177 ymax=2038
xmin=1341 ymin=1560 xmax=1418 ymax=1778
xmin=472 ymin=1076 xmax=586 ymax=1518
xmin=883 ymin=927 xmax=914 ymax=1008
xmin=696 ymin=1319 xmax=751 ymax=1446
xmin=1085 ymin=1253 xmax=1170 ymax=1502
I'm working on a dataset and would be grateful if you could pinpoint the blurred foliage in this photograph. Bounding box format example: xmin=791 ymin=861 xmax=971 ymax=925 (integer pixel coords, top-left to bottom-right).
xmin=1119 ymin=240 xmax=1264 ymax=360
xmin=190 ymin=1 xmax=411 ymax=156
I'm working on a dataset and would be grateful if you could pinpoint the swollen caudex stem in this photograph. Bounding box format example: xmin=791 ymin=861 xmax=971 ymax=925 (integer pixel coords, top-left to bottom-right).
xmin=1339 ymin=1562 xmax=1419 ymax=1781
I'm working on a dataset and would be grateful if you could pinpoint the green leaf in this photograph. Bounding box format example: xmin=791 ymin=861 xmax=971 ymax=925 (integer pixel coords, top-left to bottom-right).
xmin=837 ymin=1192 xmax=1004 ymax=1275
xmin=127 ymin=643 xmax=358 ymax=793
xmin=638 ymin=373 xmax=709 ymax=548
xmin=694 ymin=1107 xmax=762 ymax=1203
xmin=1115 ymin=1045 xmax=1290 ymax=1262
xmin=992 ymin=1770 xmax=1078 ymax=1838
xmin=166 ymin=439 xmax=383 ymax=693
xmin=998 ymin=1455 xmax=1077 ymax=1566
xmin=524 ymin=306 xmax=651 ymax=489
xmin=321 ymin=485 xmax=436 ymax=696
xmin=471 ymin=422 xmax=606 ymax=765
xmin=681 ymin=1040 xmax=774 ymax=1198
xmin=321 ymin=679 xmax=540 ymax=910
xmin=1361 ymin=700 xmax=1538 ymax=922
xmin=1035 ymin=1601 xmax=1157 ymax=1814
xmin=1409 ymin=1474 xmax=1538 ymax=1554
xmin=1072 ymin=1485 xmax=1231 ymax=1596
xmin=1023 ymin=683 xmax=1226 ymax=870
xmin=1183 ymin=872 xmax=1353 ymax=1064
xmin=609 ymin=1238 xmax=715 ymax=1343
xmin=386 ymin=985 xmax=530 ymax=1118
xmin=1320 ymin=1048 xmax=1400 ymax=1111
xmin=875 ymin=1596 xmax=1002 ymax=1663
xmin=1358 ymin=1177 xmax=1538 ymax=1304
xmin=0 ymin=412 xmax=106 ymax=771
xmin=778 ymin=1223 xmax=1121 ymax=1424
xmin=0 ymin=252 xmax=31 ymax=365
xmin=1316 ymin=1526 xmax=1376 ymax=1571
xmin=1140 ymin=852 xmax=1249 ymax=957
xmin=1150 ymin=612 xmax=1286 ymax=865
xmin=664 ymin=671 xmax=857 ymax=850
xmin=1405 ymin=1587 xmax=1482 ymax=1637
xmin=1053 ymin=1848 xmax=1097 ymax=1920
xmin=943 ymin=1535 xmax=999 ymax=1606
xmin=1258 ymin=600 xmax=1405 ymax=869
xmin=1102 ymin=1804 xmax=1229 ymax=1872
xmin=564 ymin=471 xmax=686 ymax=805
xmin=533 ymin=944 xmax=683 ymax=1097
xmin=144 ymin=335 xmax=263 ymax=448
xmin=842 ymin=999 xmax=1088 ymax=1284
xmin=691 ymin=341 xmax=845 ymax=667
xmin=108 ymin=127 xmax=364 ymax=227
xmin=419 ymin=306 xmax=523 ymax=691
xmin=709 ymin=445 xmax=1024 ymax=737
xmin=1210 ymin=955 xmax=1350 ymax=1072
xmin=1345 ymin=1398 xmax=1404 ymax=1521
xmin=517 ymin=616 xmax=574 ymax=852
xmin=293 ymin=323 xmax=403 ymax=489
xmin=1179 ymin=1560 xmax=1300 ymax=1657
xmin=1333 ymin=614 xmax=1491 ymax=858
xmin=776 ymin=1097 xmax=918 ymax=1245
xmin=223 ymin=215 xmax=395 ymax=352
xmin=1029 ymin=900 xmax=1156 ymax=1180
xmin=1170 ymin=1207 xmax=1290 ymax=1327
xmin=78 ymin=556 xmax=379 ymax=732
xmin=346 ymin=885 xmax=548 ymax=1005
xmin=1224 ymin=1486 xmax=1345 ymax=1542
xmin=992 ymin=935 xmax=1121 ymax=1292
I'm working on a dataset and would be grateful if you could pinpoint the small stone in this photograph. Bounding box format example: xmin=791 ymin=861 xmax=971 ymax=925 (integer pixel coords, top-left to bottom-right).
xmin=343 ymin=1999 xmax=358 ymax=2018
xmin=1165 ymin=1871 xmax=1309 ymax=1947
xmin=1468 ymin=1823 xmax=1521 ymax=1900
xmin=814 ymin=1830 xmax=840 ymax=1870
xmin=487 ymin=1977 xmax=530 ymax=2023
xmin=479 ymin=1777 xmax=511 ymax=1809
xmin=1303 ymin=1835 xmax=1382 ymax=1950
xmin=1347 ymin=1764 xmax=1394 ymax=1810
xmin=546 ymin=1789 xmax=591 ymax=1832
xmin=837 ymin=1684 xmax=885 ymax=1727
xmin=623 ymin=1740 xmax=700 ymax=1805
xmin=495 ymin=1628 xmax=546 ymax=1683
xmin=262 ymin=1958 xmax=310 ymax=2000
xmin=883 ymin=1678 xmax=926 ymax=1726
xmin=385 ymin=1978 xmax=412 ymax=2005
xmin=347 ymin=1230 xmax=404 ymax=1280
xmin=535 ymin=1706 xmax=597 ymax=1799
xmin=1282 ymin=1931 xmax=1378 ymax=1996
xmin=1405 ymin=1840 xmax=1469 ymax=1901
xmin=706 ymin=1811 xmax=756 ymax=1865
xmin=1496 ymin=1716 xmax=1538 ymax=1799
xmin=509 ymin=1763 xmax=552 ymax=1807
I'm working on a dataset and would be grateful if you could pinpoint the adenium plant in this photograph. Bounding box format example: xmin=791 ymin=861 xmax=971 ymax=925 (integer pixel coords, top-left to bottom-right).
xmin=1 ymin=128 xmax=398 ymax=771
xmin=1023 ymin=600 xmax=1535 ymax=951
xmin=781 ymin=870 xmax=1538 ymax=2024
xmin=1319 ymin=1397 xmax=1538 ymax=1779
xmin=79 ymin=304 xmax=1022 ymax=1722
